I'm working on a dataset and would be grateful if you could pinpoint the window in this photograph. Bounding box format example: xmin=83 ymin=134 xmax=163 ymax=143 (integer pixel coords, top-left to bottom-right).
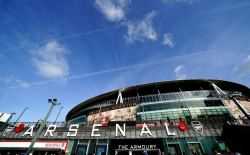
xmin=96 ymin=145 xmax=107 ymax=155
xmin=204 ymin=100 xmax=223 ymax=107
xmin=71 ymin=115 xmax=86 ymax=124
xmin=188 ymin=143 xmax=204 ymax=155
xmin=168 ymin=144 xmax=182 ymax=155
xmin=76 ymin=144 xmax=87 ymax=155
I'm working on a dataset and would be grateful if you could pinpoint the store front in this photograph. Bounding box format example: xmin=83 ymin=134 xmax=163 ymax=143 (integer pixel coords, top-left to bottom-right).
xmin=0 ymin=141 xmax=67 ymax=155
xmin=115 ymin=149 xmax=160 ymax=155
xmin=0 ymin=150 xmax=64 ymax=155
xmin=109 ymin=139 xmax=164 ymax=155
xmin=74 ymin=138 xmax=212 ymax=155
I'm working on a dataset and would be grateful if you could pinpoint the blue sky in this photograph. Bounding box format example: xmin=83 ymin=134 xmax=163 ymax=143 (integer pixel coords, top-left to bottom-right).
xmin=0 ymin=0 xmax=250 ymax=122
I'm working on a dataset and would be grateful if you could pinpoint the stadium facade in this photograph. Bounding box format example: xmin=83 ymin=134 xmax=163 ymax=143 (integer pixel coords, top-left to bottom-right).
xmin=0 ymin=79 xmax=250 ymax=155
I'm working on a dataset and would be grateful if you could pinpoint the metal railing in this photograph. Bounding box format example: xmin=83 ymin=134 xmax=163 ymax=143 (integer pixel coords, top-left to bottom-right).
xmin=93 ymin=90 xmax=218 ymax=106
xmin=83 ymin=90 xmax=220 ymax=114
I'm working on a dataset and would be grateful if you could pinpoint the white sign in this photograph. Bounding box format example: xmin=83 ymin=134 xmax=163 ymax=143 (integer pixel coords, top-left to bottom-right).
xmin=22 ymin=123 xmax=178 ymax=138
xmin=0 ymin=141 xmax=67 ymax=151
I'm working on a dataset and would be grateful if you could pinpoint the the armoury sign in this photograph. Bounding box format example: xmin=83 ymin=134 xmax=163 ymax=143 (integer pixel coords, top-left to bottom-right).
xmin=118 ymin=145 xmax=157 ymax=150
xmin=7 ymin=119 xmax=204 ymax=138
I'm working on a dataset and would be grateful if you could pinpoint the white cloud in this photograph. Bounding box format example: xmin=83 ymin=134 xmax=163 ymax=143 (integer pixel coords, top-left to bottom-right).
xmin=162 ymin=33 xmax=175 ymax=48
xmin=0 ymin=77 xmax=12 ymax=85
xmin=95 ymin=0 xmax=129 ymax=22
xmin=15 ymin=80 xmax=31 ymax=88
xmin=162 ymin=0 xmax=198 ymax=4
xmin=125 ymin=11 xmax=158 ymax=43
xmin=234 ymin=55 xmax=250 ymax=77
xmin=0 ymin=76 xmax=31 ymax=88
xmin=174 ymin=65 xmax=187 ymax=80
xmin=32 ymin=40 xmax=69 ymax=79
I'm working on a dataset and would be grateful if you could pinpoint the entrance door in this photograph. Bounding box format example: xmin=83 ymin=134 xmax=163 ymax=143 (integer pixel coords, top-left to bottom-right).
xmin=96 ymin=145 xmax=107 ymax=155
xmin=116 ymin=150 xmax=160 ymax=155
xmin=132 ymin=150 xmax=145 ymax=155
xmin=0 ymin=150 xmax=64 ymax=155
xmin=147 ymin=150 xmax=160 ymax=155
xmin=116 ymin=150 xmax=130 ymax=155
xmin=132 ymin=150 xmax=160 ymax=155
xmin=167 ymin=144 xmax=182 ymax=155
xmin=76 ymin=144 xmax=87 ymax=155
xmin=33 ymin=150 xmax=64 ymax=155
xmin=110 ymin=139 xmax=163 ymax=155
xmin=188 ymin=143 xmax=204 ymax=155
xmin=0 ymin=150 xmax=26 ymax=155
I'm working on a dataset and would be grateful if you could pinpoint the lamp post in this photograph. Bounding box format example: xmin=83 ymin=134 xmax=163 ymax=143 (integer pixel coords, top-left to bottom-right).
xmin=54 ymin=106 xmax=64 ymax=124
xmin=25 ymin=98 xmax=60 ymax=155
xmin=9 ymin=112 xmax=16 ymax=122
xmin=14 ymin=107 xmax=29 ymax=125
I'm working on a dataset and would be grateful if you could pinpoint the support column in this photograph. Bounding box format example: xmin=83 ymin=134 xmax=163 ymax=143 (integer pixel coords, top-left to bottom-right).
xmin=162 ymin=139 xmax=168 ymax=155
xmin=86 ymin=139 xmax=91 ymax=155
xmin=106 ymin=140 xmax=109 ymax=155
xmin=129 ymin=150 xmax=132 ymax=155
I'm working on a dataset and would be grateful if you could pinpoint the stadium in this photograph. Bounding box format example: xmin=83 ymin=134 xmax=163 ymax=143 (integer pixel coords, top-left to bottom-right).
xmin=1 ymin=79 xmax=250 ymax=155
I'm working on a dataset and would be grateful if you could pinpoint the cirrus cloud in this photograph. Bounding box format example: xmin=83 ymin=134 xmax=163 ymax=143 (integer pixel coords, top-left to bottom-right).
xmin=162 ymin=0 xmax=199 ymax=4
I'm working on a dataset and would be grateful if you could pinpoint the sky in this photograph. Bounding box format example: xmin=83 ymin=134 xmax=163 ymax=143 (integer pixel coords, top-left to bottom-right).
xmin=0 ymin=0 xmax=250 ymax=122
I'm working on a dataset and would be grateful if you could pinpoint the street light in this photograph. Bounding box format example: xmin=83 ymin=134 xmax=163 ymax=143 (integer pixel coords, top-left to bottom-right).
xmin=54 ymin=106 xmax=64 ymax=124
xmin=25 ymin=98 xmax=61 ymax=155
xmin=15 ymin=107 xmax=29 ymax=123
xmin=9 ymin=112 xmax=16 ymax=122
xmin=48 ymin=98 xmax=58 ymax=105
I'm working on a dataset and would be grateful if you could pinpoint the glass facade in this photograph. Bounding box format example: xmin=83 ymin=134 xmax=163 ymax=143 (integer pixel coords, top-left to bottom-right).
xmin=64 ymin=89 xmax=236 ymax=155
xmin=137 ymin=106 xmax=229 ymax=121
xmin=137 ymin=100 xmax=224 ymax=113
xmin=69 ymin=115 xmax=87 ymax=124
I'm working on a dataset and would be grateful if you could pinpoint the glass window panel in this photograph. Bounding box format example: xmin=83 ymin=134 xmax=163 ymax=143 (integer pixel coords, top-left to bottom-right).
xmin=96 ymin=145 xmax=107 ymax=155
xmin=76 ymin=145 xmax=87 ymax=155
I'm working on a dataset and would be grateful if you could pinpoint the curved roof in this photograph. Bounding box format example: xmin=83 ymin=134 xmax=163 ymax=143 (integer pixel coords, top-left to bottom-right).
xmin=66 ymin=79 xmax=250 ymax=121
